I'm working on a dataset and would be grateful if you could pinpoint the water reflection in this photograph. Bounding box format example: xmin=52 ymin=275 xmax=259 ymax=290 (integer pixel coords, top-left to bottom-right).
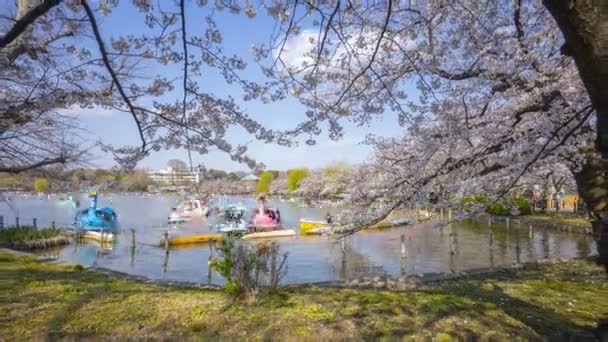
xmin=0 ymin=195 xmax=597 ymax=285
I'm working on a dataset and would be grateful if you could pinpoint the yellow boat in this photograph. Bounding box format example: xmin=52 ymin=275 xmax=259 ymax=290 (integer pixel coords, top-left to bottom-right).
xmin=299 ymin=219 xmax=328 ymax=234
xmin=243 ymin=230 xmax=296 ymax=240
xmin=161 ymin=234 xmax=223 ymax=246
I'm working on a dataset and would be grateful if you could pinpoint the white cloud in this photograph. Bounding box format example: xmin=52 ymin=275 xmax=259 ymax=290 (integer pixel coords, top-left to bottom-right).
xmin=57 ymin=105 xmax=117 ymax=118
xmin=275 ymin=30 xmax=317 ymax=68
xmin=275 ymin=28 xmax=418 ymax=70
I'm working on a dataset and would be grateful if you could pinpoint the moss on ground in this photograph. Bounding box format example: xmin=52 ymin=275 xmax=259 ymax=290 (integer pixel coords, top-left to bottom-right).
xmin=0 ymin=251 xmax=606 ymax=340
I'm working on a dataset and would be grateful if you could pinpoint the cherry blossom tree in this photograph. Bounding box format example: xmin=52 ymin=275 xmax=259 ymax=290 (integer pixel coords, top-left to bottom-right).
xmin=1 ymin=0 xmax=300 ymax=173
xmin=2 ymin=1 xmax=606 ymax=267
xmin=260 ymin=0 xmax=605 ymax=266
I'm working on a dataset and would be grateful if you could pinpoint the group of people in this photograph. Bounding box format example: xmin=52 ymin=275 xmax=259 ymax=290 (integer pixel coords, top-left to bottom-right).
xmin=255 ymin=207 xmax=281 ymax=223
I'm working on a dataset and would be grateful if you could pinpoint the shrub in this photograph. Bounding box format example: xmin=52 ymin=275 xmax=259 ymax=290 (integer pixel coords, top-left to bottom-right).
xmin=256 ymin=171 xmax=274 ymax=194
xmin=34 ymin=178 xmax=49 ymax=193
xmin=486 ymin=202 xmax=511 ymax=216
xmin=513 ymin=197 xmax=532 ymax=215
xmin=460 ymin=195 xmax=531 ymax=216
xmin=460 ymin=195 xmax=489 ymax=212
xmin=209 ymin=237 xmax=288 ymax=301
xmin=287 ymin=168 xmax=310 ymax=192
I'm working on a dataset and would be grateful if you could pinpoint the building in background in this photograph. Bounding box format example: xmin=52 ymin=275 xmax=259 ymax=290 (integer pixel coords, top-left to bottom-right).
xmin=147 ymin=167 xmax=202 ymax=185
xmin=241 ymin=173 xmax=259 ymax=182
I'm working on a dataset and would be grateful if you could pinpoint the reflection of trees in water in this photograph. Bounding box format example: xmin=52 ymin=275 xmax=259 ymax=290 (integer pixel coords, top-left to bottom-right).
xmin=327 ymin=237 xmax=385 ymax=281
xmin=542 ymin=229 xmax=550 ymax=259
xmin=576 ymin=238 xmax=592 ymax=257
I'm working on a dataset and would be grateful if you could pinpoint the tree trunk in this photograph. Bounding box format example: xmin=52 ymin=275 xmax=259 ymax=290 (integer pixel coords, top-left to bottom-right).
xmin=544 ymin=0 xmax=608 ymax=156
xmin=573 ymin=156 xmax=608 ymax=270
xmin=546 ymin=0 xmax=608 ymax=290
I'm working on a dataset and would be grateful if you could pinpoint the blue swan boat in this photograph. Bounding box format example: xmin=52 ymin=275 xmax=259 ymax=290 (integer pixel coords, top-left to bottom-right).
xmin=74 ymin=192 xmax=118 ymax=232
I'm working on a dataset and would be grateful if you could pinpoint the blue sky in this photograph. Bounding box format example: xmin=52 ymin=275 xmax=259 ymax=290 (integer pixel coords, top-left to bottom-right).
xmin=63 ymin=1 xmax=408 ymax=172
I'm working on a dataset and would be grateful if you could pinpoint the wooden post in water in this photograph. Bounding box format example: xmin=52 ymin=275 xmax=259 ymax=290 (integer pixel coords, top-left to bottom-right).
xmin=489 ymin=230 xmax=494 ymax=248
xmin=208 ymin=240 xmax=214 ymax=259
xmin=528 ymin=224 xmax=533 ymax=239
xmin=16 ymin=216 xmax=19 ymax=228
xmin=164 ymin=231 xmax=169 ymax=253
xmin=270 ymin=241 xmax=277 ymax=286
xmin=448 ymin=224 xmax=455 ymax=256
xmin=341 ymin=237 xmax=346 ymax=252
xmin=400 ymin=234 xmax=407 ymax=258
xmin=131 ymin=229 xmax=136 ymax=249
xmin=33 ymin=218 xmax=37 ymax=229
xmin=515 ymin=230 xmax=521 ymax=264
xmin=542 ymin=228 xmax=549 ymax=259
xmin=162 ymin=231 xmax=170 ymax=273
xmin=506 ymin=216 xmax=510 ymax=230
xmin=448 ymin=208 xmax=452 ymax=221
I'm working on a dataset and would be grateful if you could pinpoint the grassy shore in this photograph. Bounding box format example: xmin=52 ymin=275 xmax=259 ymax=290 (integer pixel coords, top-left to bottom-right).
xmin=0 ymin=226 xmax=62 ymax=243
xmin=520 ymin=212 xmax=592 ymax=234
xmin=0 ymin=251 xmax=606 ymax=340
xmin=0 ymin=226 xmax=69 ymax=250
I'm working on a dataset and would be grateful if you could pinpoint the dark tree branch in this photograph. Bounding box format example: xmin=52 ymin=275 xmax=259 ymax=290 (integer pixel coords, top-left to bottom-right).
xmin=0 ymin=0 xmax=61 ymax=48
xmin=513 ymin=0 xmax=524 ymax=41
xmin=0 ymin=156 xmax=67 ymax=174
xmin=81 ymin=0 xmax=147 ymax=154
xmin=311 ymin=0 xmax=340 ymax=76
xmin=328 ymin=0 xmax=392 ymax=112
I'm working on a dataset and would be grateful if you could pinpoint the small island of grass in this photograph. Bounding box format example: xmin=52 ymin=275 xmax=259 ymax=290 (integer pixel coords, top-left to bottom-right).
xmin=0 ymin=226 xmax=69 ymax=250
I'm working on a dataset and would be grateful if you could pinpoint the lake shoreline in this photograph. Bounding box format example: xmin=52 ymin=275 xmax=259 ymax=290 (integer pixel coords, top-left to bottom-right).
xmin=1 ymin=249 xmax=606 ymax=340
xmin=0 ymin=247 xmax=598 ymax=290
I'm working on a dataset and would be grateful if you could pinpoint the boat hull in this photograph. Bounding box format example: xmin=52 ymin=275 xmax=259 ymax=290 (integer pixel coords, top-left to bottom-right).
xmin=80 ymin=231 xmax=114 ymax=243
xmin=162 ymin=234 xmax=223 ymax=246
xmin=299 ymin=219 xmax=328 ymax=234
xmin=249 ymin=224 xmax=280 ymax=232
xmin=243 ymin=230 xmax=296 ymax=240
xmin=307 ymin=226 xmax=333 ymax=235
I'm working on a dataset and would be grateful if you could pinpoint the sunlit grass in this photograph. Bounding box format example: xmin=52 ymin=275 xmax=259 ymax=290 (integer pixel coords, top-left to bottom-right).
xmin=0 ymin=251 xmax=606 ymax=339
xmin=525 ymin=212 xmax=591 ymax=227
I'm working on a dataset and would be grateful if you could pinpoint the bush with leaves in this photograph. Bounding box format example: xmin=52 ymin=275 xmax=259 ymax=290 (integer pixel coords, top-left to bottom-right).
xmin=209 ymin=237 xmax=288 ymax=301
xmin=513 ymin=198 xmax=532 ymax=215
xmin=460 ymin=195 xmax=489 ymax=212
xmin=487 ymin=202 xmax=512 ymax=216
xmin=256 ymin=171 xmax=274 ymax=194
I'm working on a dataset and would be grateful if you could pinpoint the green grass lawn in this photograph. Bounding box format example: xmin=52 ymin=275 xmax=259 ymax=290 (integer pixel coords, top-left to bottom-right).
xmin=0 ymin=251 xmax=606 ymax=340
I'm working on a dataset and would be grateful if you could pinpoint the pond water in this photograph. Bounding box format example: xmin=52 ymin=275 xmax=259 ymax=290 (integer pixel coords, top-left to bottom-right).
xmin=0 ymin=194 xmax=596 ymax=285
